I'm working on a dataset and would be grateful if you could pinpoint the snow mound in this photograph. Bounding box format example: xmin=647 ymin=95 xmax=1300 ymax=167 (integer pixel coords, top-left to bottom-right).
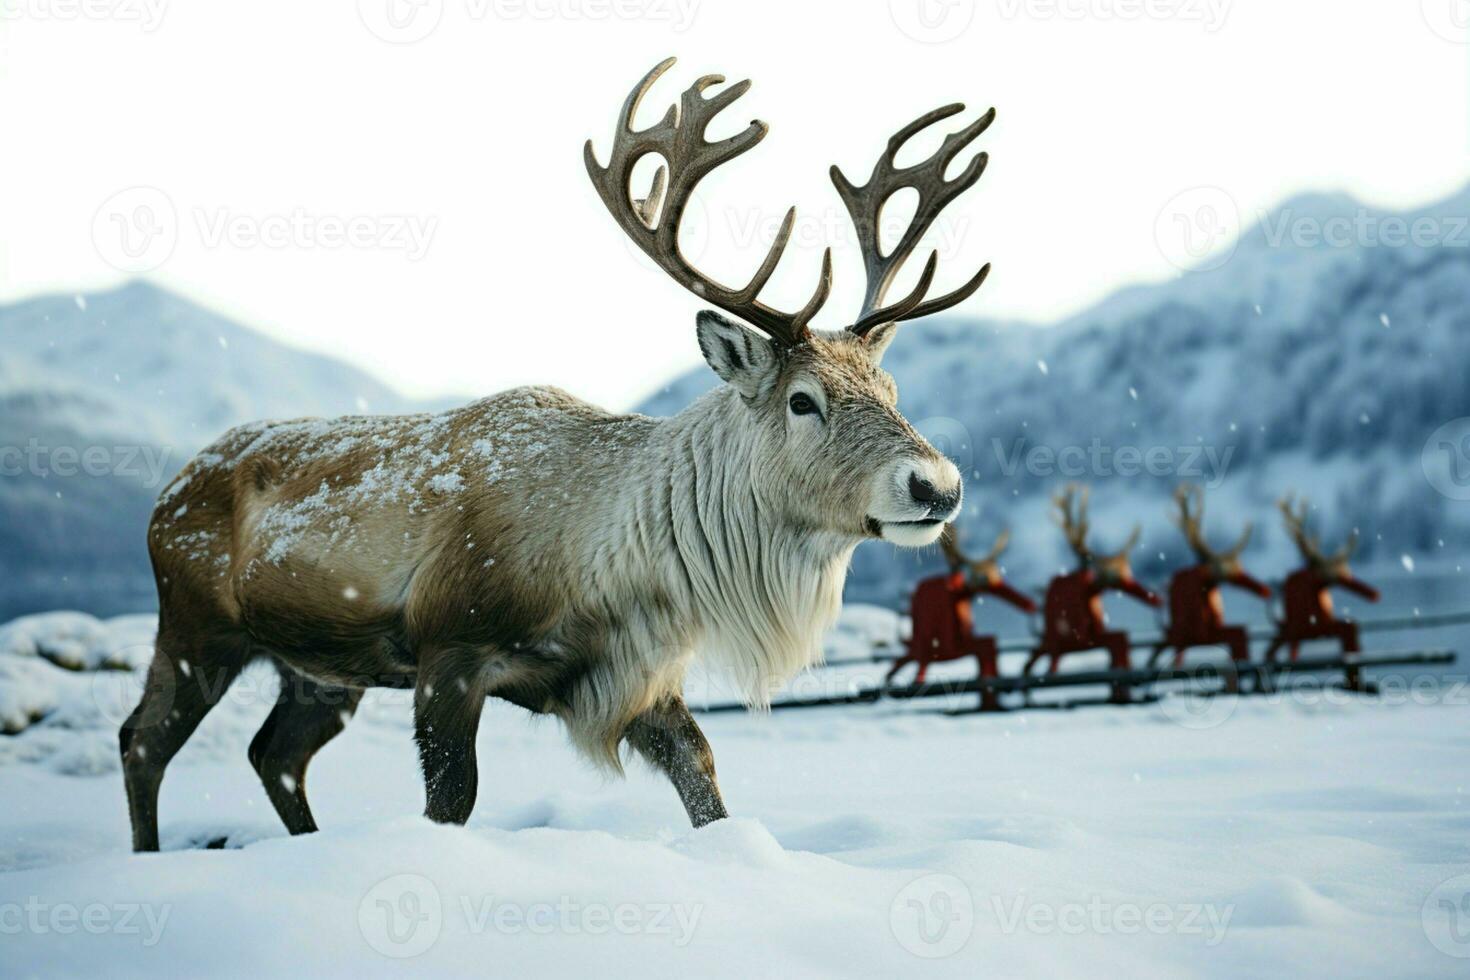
xmin=1 ymin=607 xmax=1468 ymax=975
xmin=0 ymin=611 xmax=153 ymax=672
xmin=1225 ymin=876 xmax=1358 ymax=928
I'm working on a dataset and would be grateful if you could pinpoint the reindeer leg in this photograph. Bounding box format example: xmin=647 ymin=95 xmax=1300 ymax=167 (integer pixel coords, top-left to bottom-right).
xmin=122 ymin=628 xmax=249 ymax=852
xmin=1020 ymin=649 xmax=1044 ymax=704
xmin=248 ymin=667 xmax=362 ymax=835
xmin=884 ymin=656 xmax=909 ymax=686
xmin=414 ymin=648 xmax=487 ymax=826
xmin=624 ymin=697 xmax=727 ymax=828
xmin=1336 ymin=621 xmax=1367 ymax=692
xmin=1257 ymin=637 xmax=1283 ymax=693
xmin=1103 ymin=632 xmax=1131 ymax=705
xmin=1220 ymin=626 xmax=1248 ymax=694
xmin=975 ymin=638 xmax=1001 ymax=713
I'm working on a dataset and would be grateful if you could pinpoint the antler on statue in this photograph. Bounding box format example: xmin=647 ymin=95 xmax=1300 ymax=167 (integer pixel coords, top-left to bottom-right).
xmin=1279 ymin=494 xmax=1357 ymax=563
xmin=831 ymin=103 xmax=995 ymax=336
xmin=1053 ymin=485 xmax=1093 ymax=564
xmin=942 ymin=524 xmax=1011 ymax=573
xmin=1055 ymin=484 xmax=1140 ymax=565
xmin=583 ymin=57 xmax=832 ymax=348
xmin=982 ymin=527 xmax=1011 ymax=564
xmin=1104 ymin=524 xmax=1143 ymax=561
xmin=1174 ymin=484 xmax=1250 ymax=563
xmin=1278 ymin=495 xmax=1323 ymax=563
xmin=939 ymin=524 xmax=965 ymax=569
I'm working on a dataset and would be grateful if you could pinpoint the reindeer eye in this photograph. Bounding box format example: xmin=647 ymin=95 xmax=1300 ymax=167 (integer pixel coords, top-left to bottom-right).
xmin=788 ymin=392 xmax=820 ymax=417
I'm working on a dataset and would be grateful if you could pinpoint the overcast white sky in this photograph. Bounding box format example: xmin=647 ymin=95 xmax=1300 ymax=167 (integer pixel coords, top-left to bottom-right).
xmin=3 ymin=0 xmax=1468 ymax=409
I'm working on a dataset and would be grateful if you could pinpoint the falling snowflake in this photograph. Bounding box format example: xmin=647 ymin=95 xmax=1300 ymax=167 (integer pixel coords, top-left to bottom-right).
xmin=1400 ymin=554 xmax=1415 ymax=573
xmin=1037 ymin=360 xmax=1049 ymax=376
xmin=1379 ymin=313 xmax=1390 ymax=328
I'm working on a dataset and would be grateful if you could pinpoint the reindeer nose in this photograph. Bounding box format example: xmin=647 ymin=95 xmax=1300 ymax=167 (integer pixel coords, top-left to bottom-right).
xmin=909 ymin=471 xmax=960 ymax=513
xmin=909 ymin=472 xmax=940 ymax=503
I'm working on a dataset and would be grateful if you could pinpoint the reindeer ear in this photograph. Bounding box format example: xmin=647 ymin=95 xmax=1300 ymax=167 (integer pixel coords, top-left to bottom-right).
xmin=696 ymin=310 xmax=779 ymax=398
xmin=863 ymin=322 xmax=899 ymax=364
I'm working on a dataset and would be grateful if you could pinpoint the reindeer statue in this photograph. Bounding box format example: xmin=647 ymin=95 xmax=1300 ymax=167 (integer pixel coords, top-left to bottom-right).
xmin=122 ymin=59 xmax=995 ymax=850
xmin=1150 ymin=485 xmax=1270 ymax=681
xmin=888 ymin=524 xmax=1036 ymax=711
xmin=1024 ymin=485 xmax=1159 ymax=704
xmin=1264 ymin=496 xmax=1379 ymax=686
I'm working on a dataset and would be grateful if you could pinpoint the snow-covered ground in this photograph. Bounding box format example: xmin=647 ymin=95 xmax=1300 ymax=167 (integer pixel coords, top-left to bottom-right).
xmin=2 ymin=609 xmax=1469 ymax=977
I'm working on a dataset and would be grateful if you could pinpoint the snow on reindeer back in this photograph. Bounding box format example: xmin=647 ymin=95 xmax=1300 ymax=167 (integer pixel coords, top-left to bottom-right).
xmin=160 ymin=387 xmax=578 ymax=568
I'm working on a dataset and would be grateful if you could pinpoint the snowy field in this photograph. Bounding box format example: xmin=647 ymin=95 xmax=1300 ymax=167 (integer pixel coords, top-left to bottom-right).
xmin=3 ymin=608 xmax=1470 ymax=978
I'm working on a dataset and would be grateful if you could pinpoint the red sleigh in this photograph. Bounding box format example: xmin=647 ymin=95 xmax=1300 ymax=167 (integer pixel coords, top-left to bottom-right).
xmin=888 ymin=525 xmax=1036 ymax=711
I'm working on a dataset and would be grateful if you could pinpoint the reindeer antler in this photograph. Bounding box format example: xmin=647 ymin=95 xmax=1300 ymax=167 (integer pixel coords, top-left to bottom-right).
xmin=1226 ymin=523 xmax=1253 ymax=559
xmin=588 ymin=60 xmax=993 ymax=346
xmin=939 ymin=523 xmax=966 ymax=569
xmin=1278 ymin=495 xmax=1323 ymax=563
xmin=1053 ymin=484 xmax=1092 ymax=564
xmin=831 ymin=104 xmax=994 ymax=337
xmin=1105 ymin=524 xmax=1144 ymax=560
xmin=1172 ymin=484 xmax=1208 ymax=560
xmin=1174 ymin=484 xmax=1252 ymax=563
xmin=983 ymin=527 xmax=1011 ymax=564
xmin=584 ymin=58 xmax=832 ymax=348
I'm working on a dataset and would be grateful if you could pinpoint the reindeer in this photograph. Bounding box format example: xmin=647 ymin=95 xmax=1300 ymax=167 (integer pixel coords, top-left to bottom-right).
xmin=1264 ymin=496 xmax=1379 ymax=673
xmin=1150 ymin=485 xmax=1270 ymax=676
xmin=122 ymin=58 xmax=996 ymax=851
xmin=1023 ymin=485 xmax=1159 ymax=704
xmin=888 ymin=525 xmax=1036 ymax=711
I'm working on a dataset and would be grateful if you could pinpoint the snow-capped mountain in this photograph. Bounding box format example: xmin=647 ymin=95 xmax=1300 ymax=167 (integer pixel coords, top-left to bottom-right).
xmin=7 ymin=185 xmax=1470 ymax=617
xmin=0 ymin=282 xmax=437 ymax=618
xmin=641 ymin=186 xmax=1470 ymax=604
